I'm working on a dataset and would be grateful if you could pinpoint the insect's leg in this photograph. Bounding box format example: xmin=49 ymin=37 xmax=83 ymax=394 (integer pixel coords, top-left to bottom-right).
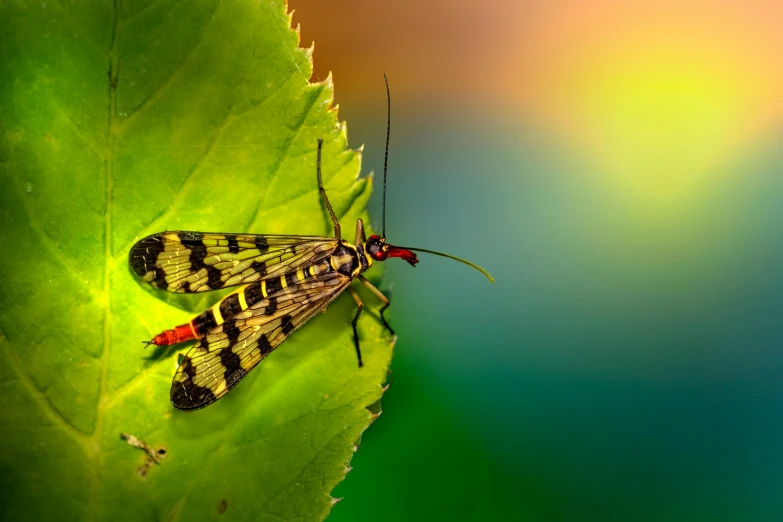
xmin=355 ymin=218 xmax=367 ymax=246
xmin=348 ymin=287 xmax=364 ymax=368
xmin=357 ymin=275 xmax=395 ymax=336
xmin=316 ymin=139 xmax=341 ymax=239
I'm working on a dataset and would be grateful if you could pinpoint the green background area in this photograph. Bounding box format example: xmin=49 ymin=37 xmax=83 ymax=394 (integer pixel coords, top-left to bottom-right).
xmin=329 ymin=113 xmax=783 ymax=521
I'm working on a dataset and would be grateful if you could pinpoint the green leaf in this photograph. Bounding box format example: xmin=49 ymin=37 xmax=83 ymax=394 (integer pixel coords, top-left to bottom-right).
xmin=0 ymin=1 xmax=391 ymax=520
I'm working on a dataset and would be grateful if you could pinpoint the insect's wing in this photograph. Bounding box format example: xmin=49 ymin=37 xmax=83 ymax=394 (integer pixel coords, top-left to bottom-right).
xmin=170 ymin=270 xmax=352 ymax=411
xmin=130 ymin=231 xmax=336 ymax=293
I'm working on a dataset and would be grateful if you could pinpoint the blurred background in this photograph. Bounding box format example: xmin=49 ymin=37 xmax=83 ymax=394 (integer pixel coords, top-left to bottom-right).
xmin=290 ymin=1 xmax=783 ymax=520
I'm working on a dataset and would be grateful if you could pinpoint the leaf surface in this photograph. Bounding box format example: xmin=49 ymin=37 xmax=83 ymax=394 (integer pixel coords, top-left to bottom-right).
xmin=0 ymin=1 xmax=391 ymax=520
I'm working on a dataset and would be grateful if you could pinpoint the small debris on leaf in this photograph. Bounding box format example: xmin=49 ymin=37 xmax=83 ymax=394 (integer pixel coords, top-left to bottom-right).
xmin=121 ymin=432 xmax=166 ymax=478
xmin=121 ymin=432 xmax=165 ymax=464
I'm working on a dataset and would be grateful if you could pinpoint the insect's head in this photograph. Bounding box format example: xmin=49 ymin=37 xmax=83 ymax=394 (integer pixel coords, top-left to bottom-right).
xmin=366 ymin=234 xmax=419 ymax=266
xmin=368 ymin=74 xmax=494 ymax=283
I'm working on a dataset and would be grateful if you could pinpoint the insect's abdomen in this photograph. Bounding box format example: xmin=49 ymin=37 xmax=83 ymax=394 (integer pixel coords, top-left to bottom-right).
xmin=149 ymin=256 xmax=343 ymax=348
xmin=187 ymin=260 xmax=336 ymax=336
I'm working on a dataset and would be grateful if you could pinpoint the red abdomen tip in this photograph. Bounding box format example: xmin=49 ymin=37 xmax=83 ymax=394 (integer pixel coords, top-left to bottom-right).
xmin=150 ymin=323 xmax=197 ymax=346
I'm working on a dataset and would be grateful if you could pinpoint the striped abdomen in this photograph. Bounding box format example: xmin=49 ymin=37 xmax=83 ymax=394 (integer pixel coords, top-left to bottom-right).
xmin=149 ymin=257 xmax=342 ymax=346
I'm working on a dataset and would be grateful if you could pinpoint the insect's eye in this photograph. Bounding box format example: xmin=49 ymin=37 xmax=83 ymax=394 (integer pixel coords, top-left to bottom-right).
xmin=366 ymin=235 xmax=388 ymax=261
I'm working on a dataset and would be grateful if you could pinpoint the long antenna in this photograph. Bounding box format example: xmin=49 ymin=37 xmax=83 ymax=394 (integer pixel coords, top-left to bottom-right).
xmin=382 ymin=73 xmax=391 ymax=239
xmin=403 ymin=246 xmax=495 ymax=283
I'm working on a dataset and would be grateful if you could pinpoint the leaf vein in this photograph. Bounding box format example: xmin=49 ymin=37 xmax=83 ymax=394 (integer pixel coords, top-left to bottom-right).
xmin=101 ymin=363 xmax=161 ymax=409
xmin=119 ymin=0 xmax=166 ymax=23
xmin=118 ymin=0 xmax=221 ymax=128
xmin=0 ymin=331 xmax=91 ymax=442
xmin=114 ymin=33 xmax=276 ymax=256
xmin=50 ymin=0 xmax=108 ymax=60
xmin=247 ymin=86 xmax=323 ymax=228
xmin=268 ymin=414 xmax=365 ymax=518
xmin=6 ymin=173 xmax=100 ymax=296
xmin=118 ymin=102 xmax=237 ymax=254
xmin=49 ymin=99 xmax=108 ymax=160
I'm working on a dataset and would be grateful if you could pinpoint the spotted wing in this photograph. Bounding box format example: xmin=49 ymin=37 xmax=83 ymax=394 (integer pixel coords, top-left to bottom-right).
xmin=130 ymin=231 xmax=337 ymax=293
xmin=170 ymin=269 xmax=352 ymax=411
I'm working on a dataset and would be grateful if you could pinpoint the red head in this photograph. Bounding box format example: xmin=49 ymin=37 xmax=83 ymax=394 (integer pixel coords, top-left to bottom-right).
xmin=365 ymin=235 xmax=419 ymax=267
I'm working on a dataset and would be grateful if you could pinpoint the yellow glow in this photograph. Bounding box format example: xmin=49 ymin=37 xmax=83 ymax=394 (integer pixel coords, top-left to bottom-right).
xmin=574 ymin=45 xmax=758 ymax=198
xmin=518 ymin=3 xmax=782 ymax=204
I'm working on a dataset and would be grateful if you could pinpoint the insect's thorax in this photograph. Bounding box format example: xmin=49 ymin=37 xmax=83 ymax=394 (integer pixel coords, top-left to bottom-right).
xmin=330 ymin=240 xmax=372 ymax=278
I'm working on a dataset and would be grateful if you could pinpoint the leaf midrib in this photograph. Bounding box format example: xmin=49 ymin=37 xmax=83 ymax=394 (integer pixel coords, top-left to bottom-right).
xmin=89 ymin=1 xmax=120 ymax=520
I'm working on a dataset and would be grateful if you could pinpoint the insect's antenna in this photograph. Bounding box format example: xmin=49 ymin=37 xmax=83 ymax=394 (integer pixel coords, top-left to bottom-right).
xmin=382 ymin=73 xmax=391 ymax=239
xmin=142 ymin=339 xmax=154 ymax=348
xmin=403 ymin=246 xmax=495 ymax=283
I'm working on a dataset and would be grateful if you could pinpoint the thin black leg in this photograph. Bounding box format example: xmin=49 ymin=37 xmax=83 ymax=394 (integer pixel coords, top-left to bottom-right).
xmin=358 ymin=275 xmax=395 ymax=336
xmin=379 ymin=302 xmax=395 ymax=336
xmin=348 ymin=287 xmax=364 ymax=367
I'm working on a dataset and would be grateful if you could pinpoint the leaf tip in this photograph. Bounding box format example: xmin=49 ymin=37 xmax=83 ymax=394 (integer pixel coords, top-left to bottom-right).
xmin=323 ymin=70 xmax=334 ymax=88
xmin=366 ymin=397 xmax=383 ymax=422
xmin=293 ymin=22 xmax=301 ymax=43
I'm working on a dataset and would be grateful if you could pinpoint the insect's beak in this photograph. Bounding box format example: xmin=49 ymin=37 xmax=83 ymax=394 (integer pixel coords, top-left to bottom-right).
xmin=386 ymin=245 xmax=419 ymax=267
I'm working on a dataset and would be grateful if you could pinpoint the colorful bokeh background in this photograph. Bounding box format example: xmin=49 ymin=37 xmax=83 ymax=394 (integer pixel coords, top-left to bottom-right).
xmin=289 ymin=1 xmax=783 ymax=520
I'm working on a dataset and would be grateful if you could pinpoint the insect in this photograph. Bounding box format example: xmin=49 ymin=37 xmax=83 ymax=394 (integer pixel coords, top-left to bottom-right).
xmin=129 ymin=76 xmax=493 ymax=411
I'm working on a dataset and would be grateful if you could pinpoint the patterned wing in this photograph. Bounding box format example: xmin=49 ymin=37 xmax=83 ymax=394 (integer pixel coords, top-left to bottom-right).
xmin=170 ymin=269 xmax=352 ymax=411
xmin=129 ymin=231 xmax=336 ymax=293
